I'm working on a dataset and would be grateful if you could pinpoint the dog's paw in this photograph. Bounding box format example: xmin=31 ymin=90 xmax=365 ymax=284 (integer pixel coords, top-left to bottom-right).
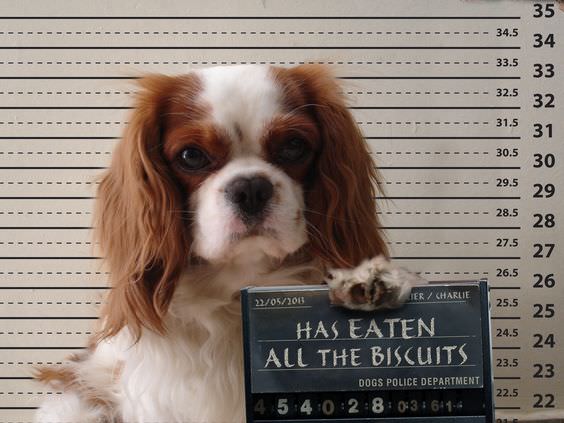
xmin=325 ymin=255 xmax=426 ymax=311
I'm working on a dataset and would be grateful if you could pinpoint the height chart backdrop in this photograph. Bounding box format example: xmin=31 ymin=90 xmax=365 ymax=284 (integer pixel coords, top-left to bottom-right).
xmin=0 ymin=1 xmax=562 ymax=421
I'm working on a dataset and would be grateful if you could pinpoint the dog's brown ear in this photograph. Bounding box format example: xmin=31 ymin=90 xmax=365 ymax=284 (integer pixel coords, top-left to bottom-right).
xmin=96 ymin=75 xmax=190 ymax=341
xmin=278 ymin=64 xmax=388 ymax=268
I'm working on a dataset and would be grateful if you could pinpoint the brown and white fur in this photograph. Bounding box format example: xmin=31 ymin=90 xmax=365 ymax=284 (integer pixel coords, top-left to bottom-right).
xmin=35 ymin=64 xmax=424 ymax=423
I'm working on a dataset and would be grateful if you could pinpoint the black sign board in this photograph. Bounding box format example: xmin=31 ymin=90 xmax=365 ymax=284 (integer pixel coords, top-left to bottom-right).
xmin=241 ymin=280 xmax=494 ymax=422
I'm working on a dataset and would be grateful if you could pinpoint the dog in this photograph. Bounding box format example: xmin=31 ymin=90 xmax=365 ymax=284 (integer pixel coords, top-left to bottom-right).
xmin=35 ymin=64 xmax=424 ymax=422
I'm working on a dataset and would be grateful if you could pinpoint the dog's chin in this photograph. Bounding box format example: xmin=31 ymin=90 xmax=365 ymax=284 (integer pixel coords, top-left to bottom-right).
xmin=194 ymin=223 xmax=307 ymax=265
xmin=228 ymin=234 xmax=292 ymax=263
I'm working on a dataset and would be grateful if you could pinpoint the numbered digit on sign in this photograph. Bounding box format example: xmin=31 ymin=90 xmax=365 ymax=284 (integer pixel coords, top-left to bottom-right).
xmin=427 ymin=391 xmax=443 ymax=416
xmin=393 ymin=393 xmax=409 ymax=416
xmin=274 ymin=396 xmax=295 ymax=418
xmin=319 ymin=397 xmax=337 ymax=417
xmin=341 ymin=393 xmax=366 ymax=417
xmin=371 ymin=396 xmax=384 ymax=414
xmin=254 ymin=398 xmax=266 ymax=417
xmin=368 ymin=393 xmax=392 ymax=417
xmin=442 ymin=391 xmax=463 ymax=415
xmin=252 ymin=396 xmax=273 ymax=419
xmin=297 ymin=395 xmax=315 ymax=418
xmin=395 ymin=391 xmax=425 ymax=416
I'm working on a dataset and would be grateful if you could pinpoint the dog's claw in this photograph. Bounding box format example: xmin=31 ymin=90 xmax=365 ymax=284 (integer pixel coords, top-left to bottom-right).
xmin=326 ymin=255 xmax=426 ymax=311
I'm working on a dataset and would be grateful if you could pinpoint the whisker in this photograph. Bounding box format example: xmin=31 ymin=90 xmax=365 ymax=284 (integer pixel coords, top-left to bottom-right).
xmin=304 ymin=220 xmax=324 ymax=240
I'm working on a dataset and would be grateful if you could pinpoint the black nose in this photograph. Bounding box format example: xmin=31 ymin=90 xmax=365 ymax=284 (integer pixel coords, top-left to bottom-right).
xmin=225 ymin=176 xmax=274 ymax=219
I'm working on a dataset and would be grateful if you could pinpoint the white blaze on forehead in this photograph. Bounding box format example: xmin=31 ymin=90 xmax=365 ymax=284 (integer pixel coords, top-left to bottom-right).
xmin=195 ymin=65 xmax=282 ymax=155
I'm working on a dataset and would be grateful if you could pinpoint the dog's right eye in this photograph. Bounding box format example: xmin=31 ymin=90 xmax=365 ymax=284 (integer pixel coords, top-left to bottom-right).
xmin=178 ymin=147 xmax=211 ymax=171
xmin=276 ymin=137 xmax=309 ymax=164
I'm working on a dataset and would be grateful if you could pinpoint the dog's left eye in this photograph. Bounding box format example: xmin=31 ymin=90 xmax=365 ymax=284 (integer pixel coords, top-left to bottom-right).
xmin=179 ymin=147 xmax=211 ymax=171
xmin=276 ymin=137 xmax=309 ymax=163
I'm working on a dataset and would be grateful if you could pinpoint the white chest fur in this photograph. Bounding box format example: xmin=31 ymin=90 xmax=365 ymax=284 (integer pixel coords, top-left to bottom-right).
xmin=120 ymin=301 xmax=246 ymax=423
xmin=120 ymin=261 xmax=320 ymax=422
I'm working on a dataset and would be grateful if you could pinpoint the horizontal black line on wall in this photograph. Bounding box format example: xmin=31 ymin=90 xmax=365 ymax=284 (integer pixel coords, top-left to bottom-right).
xmin=0 ymin=317 xmax=98 ymax=319
xmin=341 ymin=76 xmax=520 ymax=80
xmin=0 ymin=257 xmax=100 ymax=259
xmin=0 ymin=136 xmax=118 ymax=139
xmin=384 ymin=226 xmax=520 ymax=229
xmin=367 ymin=136 xmax=521 ymax=139
xmin=491 ymin=316 xmax=521 ymax=319
xmin=378 ymin=166 xmax=521 ymax=170
xmin=0 ymin=196 xmax=521 ymax=201
xmin=0 ymin=286 xmax=521 ymax=290
xmin=0 ymin=76 xmax=137 ymax=80
xmin=0 ymin=136 xmax=522 ymax=141
xmin=0 ymin=226 xmax=523 ymax=230
xmin=0 ymin=106 xmax=131 ymax=110
xmin=0 ymin=226 xmax=92 ymax=229
xmin=0 ymin=197 xmax=95 ymax=199
xmin=376 ymin=196 xmax=520 ymax=200
xmin=0 ymin=106 xmax=522 ymax=110
xmin=0 ymin=46 xmax=522 ymax=50
xmin=0 ymin=76 xmax=521 ymax=80
xmin=0 ymin=286 xmax=109 ymax=289
xmin=0 ymin=16 xmax=521 ymax=19
xmin=0 ymin=167 xmax=106 ymax=170
xmin=0 ymin=286 xmax=526 ymax=291
xmin=0 ymin=346 xmax=85 ymax=349
xmin=492 ymin=346 xmax=520 ymax=350
xmin=0 ymin=166 xmax=523 ymax=170
xmin=351 ymin=106 xmax=521 ymax=110
xmin=490 ymin=287 xmax=520 ymax=290
xmin=392 ymin=256 xmax=520 ymax=259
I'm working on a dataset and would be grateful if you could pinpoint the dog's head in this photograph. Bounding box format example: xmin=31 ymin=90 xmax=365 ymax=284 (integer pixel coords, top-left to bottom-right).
xmin=97 ymin=64 xmax=387 ymax=338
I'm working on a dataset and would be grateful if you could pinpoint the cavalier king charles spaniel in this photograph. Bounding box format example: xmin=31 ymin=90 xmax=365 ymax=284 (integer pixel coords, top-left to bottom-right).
xmin=35 ymin=64 xmax=423 ymax=423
